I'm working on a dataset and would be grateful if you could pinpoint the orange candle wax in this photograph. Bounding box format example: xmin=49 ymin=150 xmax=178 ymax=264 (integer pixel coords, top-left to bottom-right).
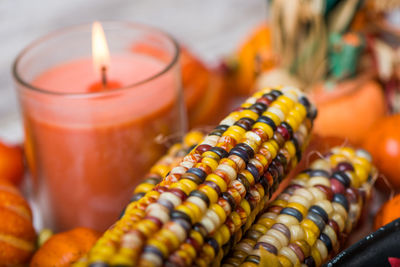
xmin=25 ymin=54 xmax=177 ymax=232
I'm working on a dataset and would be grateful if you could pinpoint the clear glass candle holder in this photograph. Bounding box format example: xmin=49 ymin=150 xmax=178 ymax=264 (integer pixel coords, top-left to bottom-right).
xmin=13 ymin=22 xmax=183 ymax=232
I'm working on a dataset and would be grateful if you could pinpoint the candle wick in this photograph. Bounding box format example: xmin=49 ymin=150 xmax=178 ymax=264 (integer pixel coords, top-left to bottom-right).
xmin=101 ymin=66 xmax=107 ymax=89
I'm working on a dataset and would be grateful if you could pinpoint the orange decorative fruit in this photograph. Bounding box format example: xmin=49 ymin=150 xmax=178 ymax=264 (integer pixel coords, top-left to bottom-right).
xmin=374 ymin=194 xmax=400 ymax=230
xmin=180 ymin=47 xmax=227 ymax=128
xmin=229 ymin=23 xmax=276 ymax=95
xmin=311 ymin=76 xmax=387 ymax=145
xmin=0 ymin=141 xmax=24 ymax=186
xmin=0 ymin=179 xmax=36 ymax=266
xmin=131 ymin=42 xmax=228 ymax=128
xmin=30 ymin=227 xmax=100 ymax=267
xmin=362 ymin=114 xmax=400 ymax=189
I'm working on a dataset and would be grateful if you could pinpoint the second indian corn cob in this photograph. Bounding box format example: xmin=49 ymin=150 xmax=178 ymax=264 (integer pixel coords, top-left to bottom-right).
xmin=222 ymin=146 xmax=375 ymax=267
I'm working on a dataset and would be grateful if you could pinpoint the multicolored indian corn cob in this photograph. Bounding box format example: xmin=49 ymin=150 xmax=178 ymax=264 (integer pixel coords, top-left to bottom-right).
xmin=222 ymin=147 xmax=375 ymax=267
xmin=129 ymin=131 xmax=205 ymax=204
xmin=75 ymin=86 xmax=317 ymax=267
xmin=167 ymin=115 xmax=312 ymax=267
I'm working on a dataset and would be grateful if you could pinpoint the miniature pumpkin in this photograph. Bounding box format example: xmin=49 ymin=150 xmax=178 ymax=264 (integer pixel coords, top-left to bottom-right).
xmin=363 ymin=114 xmax=400 ymax=189
xmin=0 ymin=178 xmax=36 ymax=266
xmin=131 ymin=43 xmax=228 ymax=128
xmin=30 ymin=227 xmax=100 ymax=267
xmin=0 ymin=141 xmax=24 ymax=185
xmin=228 ymin=23 xmax=276 ymax=95
xmin=311 ymin=75 xmax=387 ymax=145
xmin=374 ymin=194 xmax=400 ymax=230
xmin=180 ymin=47 xmax=227 ymax=128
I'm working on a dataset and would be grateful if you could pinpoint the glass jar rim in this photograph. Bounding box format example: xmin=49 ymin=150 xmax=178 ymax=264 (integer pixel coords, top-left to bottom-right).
xmin=12 ymin=21 xmax=180 ymax=98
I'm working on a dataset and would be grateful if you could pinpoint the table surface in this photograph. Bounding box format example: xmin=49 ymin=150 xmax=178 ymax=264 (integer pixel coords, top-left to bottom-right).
xmin=0 ymin=0 xmax=267 ymax=143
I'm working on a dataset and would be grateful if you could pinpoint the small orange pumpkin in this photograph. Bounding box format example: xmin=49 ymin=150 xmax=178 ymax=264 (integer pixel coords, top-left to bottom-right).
xmin=0 ymin=179 xmax=36 ymax=266
xmin=374 ymin=194 xmax=400 ymax=230
xmin=362 ymin=114 xmax=400 ymax=189
xmin=228 ymin=23 xmax=276 ymax=95
xmin=0 ymin=141 xmax=24 ymax=186
xmin=311 ymin=75 xmax=387 ymax=145
xmin=130 ymin=43 xmax=228 ymax=128
xmin=30 ymin=227 xmax=100 ymax=267
xmin=180 ymin=47 xmax=227 ymax=128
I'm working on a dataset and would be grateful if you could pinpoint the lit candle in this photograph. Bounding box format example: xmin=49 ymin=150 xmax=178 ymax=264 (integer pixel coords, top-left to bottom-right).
xmin=14 ymin=22 xmax=181 ymax=231
xmin=89 ymin=21 xmax=121 ymax=91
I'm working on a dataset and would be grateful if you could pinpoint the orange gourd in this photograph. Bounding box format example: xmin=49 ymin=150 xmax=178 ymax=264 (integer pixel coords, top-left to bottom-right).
xmin=130 ymin=42 xmax=228 ymax=128
xmin=229 ymin=23 xmax=276 ymax=95
xmin=374 ymin=194 xmax=400 ymax=230
xmin=0 ymin=141 xmax=24 ymax=186
xmin=180 ymin=47 xmax=227 ymax=128
xmin=362 ymin=114 xmax=400 ymax=189
xmin=30 ymin=227 xmax=100 ymax=267
xmin=0 ymin=179 xmax=36 ymax=266
xmin=311 ymin=76 xmax=386 ymax=145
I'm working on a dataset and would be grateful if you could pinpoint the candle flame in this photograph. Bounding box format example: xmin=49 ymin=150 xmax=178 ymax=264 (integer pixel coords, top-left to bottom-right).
xmin=92 ymin=21 xmax=110 ymax=74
